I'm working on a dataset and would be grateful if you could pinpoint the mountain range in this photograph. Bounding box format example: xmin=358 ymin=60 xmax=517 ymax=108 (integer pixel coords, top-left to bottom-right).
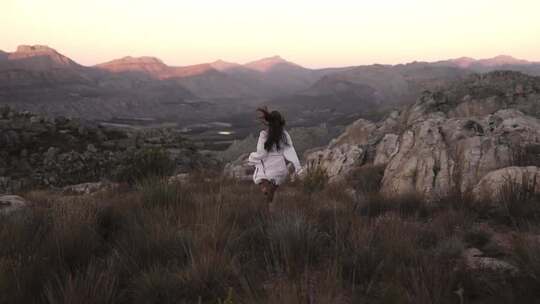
xmin=1 ymin=44 xmax=540 ymax=128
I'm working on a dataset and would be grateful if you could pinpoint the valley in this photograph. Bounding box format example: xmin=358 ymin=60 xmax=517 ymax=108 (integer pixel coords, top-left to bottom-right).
xmin=3 ymin=45 xmax=540 ymax=152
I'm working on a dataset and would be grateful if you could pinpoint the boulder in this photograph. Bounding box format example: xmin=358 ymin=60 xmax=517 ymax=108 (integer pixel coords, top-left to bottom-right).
xmin=463 ymin=248 xmax=518 ymax=273
xmin=0 ymin=195 xmax=27 ymax=214
xmin=224 ymin=153 xmax=254 ymax=181
xmin=305 ymin=144 xmax=365 ymax=182
xmin=62 ymin=181 xmax=117 ymax=195
xmin=169 ymin=173 xmax=190 ymax=184
xmin=473 ymin=166 xmax=540 ymax=201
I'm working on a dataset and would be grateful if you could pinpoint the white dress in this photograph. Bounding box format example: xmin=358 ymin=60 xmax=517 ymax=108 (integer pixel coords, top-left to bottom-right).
xmin=248 ymin=130 xmax=301 ymax=186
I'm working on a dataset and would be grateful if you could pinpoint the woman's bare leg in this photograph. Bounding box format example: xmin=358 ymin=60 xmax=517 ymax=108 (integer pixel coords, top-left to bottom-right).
xmin=259 ymin=179 xmax=277 ymax=212
xmin=267 ymin=183 xmax=277 ymax=202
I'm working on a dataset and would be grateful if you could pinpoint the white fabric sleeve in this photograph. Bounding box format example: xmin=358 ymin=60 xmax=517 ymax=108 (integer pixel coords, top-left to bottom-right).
xmin=248 ymin=130 xmax=268 ymax=164
xmin=283 ymin=131 xmax=302 ymax=173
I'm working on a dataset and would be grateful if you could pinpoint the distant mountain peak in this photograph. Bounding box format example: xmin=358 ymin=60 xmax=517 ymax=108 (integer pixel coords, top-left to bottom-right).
xmin=95 ymin=56 xmax=169 ymax=76
xmin=244 ymin=55 xmax=301 ymax=72
xmin=447 ymin=56 xmax=477 ymax=68
xmin=99 ymin=56 xmax=165 ymax=66
xmin=492 ymin=54 xmax=517 ymax=60
xmin=119 ymin=56 xmax=163 ymax=64
xmin=442 ymin=54 xmax=532 ymax=69
xmin=8 ymin=44 xmax=78 ymax=68
xmin=477 ymin=55 xmax=530 ymax=67
xmin=255 ymin=55 xmax=286 ymax=63
xmin=16 ymin=45 xmax=58 ymax=54
xmin=210 ymin=59 xmax=241 ymax=71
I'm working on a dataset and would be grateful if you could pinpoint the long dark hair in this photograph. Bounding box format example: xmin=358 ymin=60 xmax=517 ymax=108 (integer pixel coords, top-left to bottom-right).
xmin=257 ymin=107 xmax=288 ymax=152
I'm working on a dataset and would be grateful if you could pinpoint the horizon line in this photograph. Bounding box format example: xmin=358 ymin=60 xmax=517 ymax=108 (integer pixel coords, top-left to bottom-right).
xmin=2 ymin=44 xmax=540 ymax=70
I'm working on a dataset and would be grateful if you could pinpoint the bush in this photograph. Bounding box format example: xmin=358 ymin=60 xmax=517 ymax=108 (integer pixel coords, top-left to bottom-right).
xmin=113 ymin=147 xmax=175 ymax=184
xmin=349 ymin=164 xmax=386 ymax=194
xmin=497 ymin=174 xmax=540 ymax=226
xmin=137 ymin=178 xmax=193 ymax=212
xmin=3 ymin=169 xmax=540 ymax=303
xmin=464 ymin=227 xmax=492 ymax=248
xmin=511 ymin=144 xmax=540 ymax=167
xmin=358 ymin=192 xmax=428 ymax=218
xmin=511 ymin=237 xmax=540 ymax=284
xmin=301 ymin=163 xmax=329 ymax=194
xmin=265 ymin=211 xmax=330 ymax=277
xmin=44 ymin=261 xmax=119 ymax=304
xmin=129 ymin=266 xmax=184 ymax=304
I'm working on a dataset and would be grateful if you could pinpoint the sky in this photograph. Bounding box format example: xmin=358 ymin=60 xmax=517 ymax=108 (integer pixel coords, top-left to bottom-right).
xmin=1 ymin=0 xmax=539 ymax=68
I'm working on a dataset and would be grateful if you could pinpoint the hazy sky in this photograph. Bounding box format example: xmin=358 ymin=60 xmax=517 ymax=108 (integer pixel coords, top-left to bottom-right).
xmin=2 ymin=0 xmax=539 ymax=68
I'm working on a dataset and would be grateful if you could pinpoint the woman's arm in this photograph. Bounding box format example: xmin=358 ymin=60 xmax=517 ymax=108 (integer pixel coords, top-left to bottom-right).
xmin=248 ymin=130 xmax=268 ymax=164
xmin=283 ymin=131 xmax=302 ymax=173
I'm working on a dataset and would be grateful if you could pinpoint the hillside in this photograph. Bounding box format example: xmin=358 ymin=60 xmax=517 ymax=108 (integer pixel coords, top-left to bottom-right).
xmin=2 ymin=166 xmax=540 ymax=303
xmin=0 ymin=106 xmax=216 ymax=193
xmin=2 ymin=71 xmax=540 ymax=304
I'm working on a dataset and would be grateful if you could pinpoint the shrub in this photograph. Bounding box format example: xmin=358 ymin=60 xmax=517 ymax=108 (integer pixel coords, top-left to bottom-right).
xmin=510 ymin=144 xmax=540 ymax=167
xmin=265 ymin=211 xmax=330 ymax=277
xmin=349 ymin=164 xmax=386 ymax=194
xmin=398 ymin=256 xmax=460 ymax=304
xmin=3 ymin=166 xmax=540 ymax=303
xmin=464 ymin=227 xmax=492 ymax=248
xmin=44 ymin=261 xmax=119 ymax=304
xmin=301 ymin=163 xmax=329 ymax=194
xmin=357 ymin=192 xmax=428 ymax=218
xmin=114 ymin=147 xmax=175 ymax=184
xmin=129 ymin=265 xmax=183 ymax=304
xmin=497 ymin=174 xmax=540 ymax=226
xmin=137 ymin=178 xmax=193 ymax=212
xmin=511 ymin=236 xmax=540 ymax=284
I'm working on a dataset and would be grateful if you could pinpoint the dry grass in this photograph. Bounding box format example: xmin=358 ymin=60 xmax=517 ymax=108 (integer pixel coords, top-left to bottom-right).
xmin=1 ymin=170 xmax=540 ymax=303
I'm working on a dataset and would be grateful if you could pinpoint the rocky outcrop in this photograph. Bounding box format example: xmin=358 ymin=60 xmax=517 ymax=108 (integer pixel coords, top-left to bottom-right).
xmin=463 ymin=247 xmax=518 ymax=273
xmin=473 ymin=166 xmax=540 ymax=201
xmin=305 ymin=144 xmax=366 ymax=182
xmin=303 ymin=115 xmax=402 ymax=182
xmin=374 ymin=134 xmax=400 ymax=166
xmin=381 ymin=71 xmax=540 ymax=197
xmin=300 ymin=71 xmax=540 ymax=198
xmin=328 ymin=119 xmax=376 ymax=148
xmin=224 ymin=153 xmax=254 ymax=181
xmin=0 ymin=195 xmax=27 ymax=215
xmin=0 ymin=107 xmax=216 ymax=193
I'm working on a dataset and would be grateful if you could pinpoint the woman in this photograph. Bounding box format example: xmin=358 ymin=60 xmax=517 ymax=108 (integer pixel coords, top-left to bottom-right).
xmin=248 ymin=107 xmax=302 ymax=204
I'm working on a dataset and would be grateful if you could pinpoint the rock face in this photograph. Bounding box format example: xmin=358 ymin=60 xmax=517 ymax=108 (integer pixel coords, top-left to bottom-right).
xmin=303 ymin=116 xmax=402 ymax=182
xmin=301 ymin=71 xmax=540 ymax=198
xmin=0 ymin=107 xmax=216 ymax=193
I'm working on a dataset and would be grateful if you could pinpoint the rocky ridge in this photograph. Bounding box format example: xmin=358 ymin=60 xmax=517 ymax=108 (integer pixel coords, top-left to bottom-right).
xmin=299 ymin=71 xmax=540 ymax=198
